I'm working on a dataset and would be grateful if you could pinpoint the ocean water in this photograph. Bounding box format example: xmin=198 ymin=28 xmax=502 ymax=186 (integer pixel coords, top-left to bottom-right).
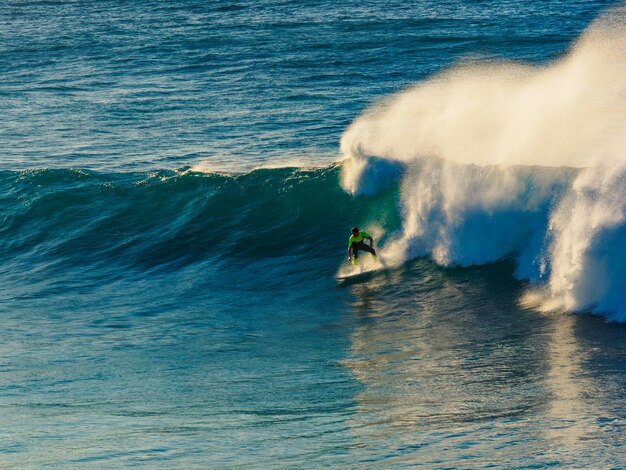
xmin=1 ymin=1 xmax=625 ymax=468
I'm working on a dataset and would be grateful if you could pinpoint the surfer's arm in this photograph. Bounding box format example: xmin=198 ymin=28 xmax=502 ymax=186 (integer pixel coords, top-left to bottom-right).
xmin=366 ymin=236 xmax=374 ymax=247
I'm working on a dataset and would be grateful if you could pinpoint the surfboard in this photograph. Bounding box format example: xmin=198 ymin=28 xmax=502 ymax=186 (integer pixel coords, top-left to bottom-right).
xmin=336 ymin=261 xmax=388 ymax=282
xmin=336 ymin=269 xmax=377 ymax=281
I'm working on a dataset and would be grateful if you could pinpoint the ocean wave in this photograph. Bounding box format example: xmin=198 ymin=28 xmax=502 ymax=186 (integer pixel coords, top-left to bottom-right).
xmin=0 ymin=166 xmax=399 ymax=275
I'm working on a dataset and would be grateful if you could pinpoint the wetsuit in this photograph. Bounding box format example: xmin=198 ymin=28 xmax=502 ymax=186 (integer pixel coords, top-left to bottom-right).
xmin=348 ymin=231 xmax=376 ymax=259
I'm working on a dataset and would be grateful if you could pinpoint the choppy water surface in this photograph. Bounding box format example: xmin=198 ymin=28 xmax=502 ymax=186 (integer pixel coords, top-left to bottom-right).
xmin=2 ymin=0 xmax=615 ymax=171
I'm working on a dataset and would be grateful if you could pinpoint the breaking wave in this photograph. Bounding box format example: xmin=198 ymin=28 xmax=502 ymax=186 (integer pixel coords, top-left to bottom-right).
xmin=340 ymin=6 xmax=626 ymax=321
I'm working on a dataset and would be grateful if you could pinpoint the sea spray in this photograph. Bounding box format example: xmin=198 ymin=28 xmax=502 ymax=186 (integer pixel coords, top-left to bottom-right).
xmin=340 ymin=5 xmax=626 ymax=320
xmin=340 ymin=5 xmax=626 ymax=171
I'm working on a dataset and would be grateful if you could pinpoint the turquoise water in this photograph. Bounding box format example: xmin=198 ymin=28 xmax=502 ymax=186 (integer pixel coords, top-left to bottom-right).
xmin=2 ymin=1 xmax=625 ymax=468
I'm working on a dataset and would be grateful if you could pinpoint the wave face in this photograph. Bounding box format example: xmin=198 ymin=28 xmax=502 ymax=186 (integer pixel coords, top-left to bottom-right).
xmin=0 ymin=166 xmax=398 ymax=279
xmin=340 ymin=6 xmax=626 ymax=321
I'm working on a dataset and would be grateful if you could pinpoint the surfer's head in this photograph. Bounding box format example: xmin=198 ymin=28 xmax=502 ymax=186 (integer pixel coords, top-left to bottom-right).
xmin=351 ymin=227 xmax=359 ymax=235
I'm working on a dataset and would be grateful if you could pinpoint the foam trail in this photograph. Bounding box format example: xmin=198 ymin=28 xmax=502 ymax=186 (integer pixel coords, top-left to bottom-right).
xmin=340 ymin=6 xmax=626 ymax=320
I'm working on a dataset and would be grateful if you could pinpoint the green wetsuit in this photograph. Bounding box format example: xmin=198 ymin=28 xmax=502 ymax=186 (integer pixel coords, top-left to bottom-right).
xmin=348 ymin=231 xmax=371 ymax=249
xmin=348 ymin=231 xmax=376 ymax=259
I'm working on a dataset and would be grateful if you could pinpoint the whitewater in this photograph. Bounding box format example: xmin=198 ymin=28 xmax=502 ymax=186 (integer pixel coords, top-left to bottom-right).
xmin=341 ymin=6 xmax=626 ymax=321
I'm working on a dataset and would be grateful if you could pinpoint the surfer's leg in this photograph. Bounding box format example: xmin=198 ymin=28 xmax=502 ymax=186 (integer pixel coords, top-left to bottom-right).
xmin=360 ymin=243 xmax=376 ymax=256
xmin=350 ymin=246 xmax=359 ymax=265
xmin=353 ymin=242 xmax=376 ymax=260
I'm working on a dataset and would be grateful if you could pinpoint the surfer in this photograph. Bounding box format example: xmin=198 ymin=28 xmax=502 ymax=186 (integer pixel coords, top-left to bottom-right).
xmin=348 ymin=227 xmax=376 ymax=266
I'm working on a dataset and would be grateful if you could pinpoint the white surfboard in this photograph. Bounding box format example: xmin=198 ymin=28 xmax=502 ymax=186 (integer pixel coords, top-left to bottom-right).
xmin=336 ymin=259 xmax=387 ymax=282
xmin=336 ymin=269 xmax=377 ymax=281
